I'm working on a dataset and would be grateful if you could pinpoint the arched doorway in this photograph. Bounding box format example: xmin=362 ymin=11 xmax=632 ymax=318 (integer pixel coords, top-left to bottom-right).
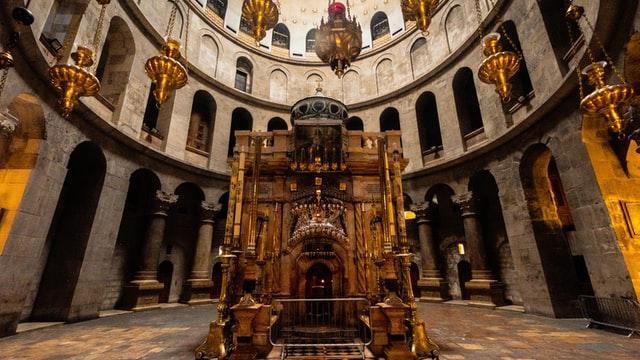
xmin=31 ymin=142 xmax=106 ymax=321
xmin=158 ymin=260 xmax=174 ymax=303
xmin=305 ymin=262 xmax=333 ymax=323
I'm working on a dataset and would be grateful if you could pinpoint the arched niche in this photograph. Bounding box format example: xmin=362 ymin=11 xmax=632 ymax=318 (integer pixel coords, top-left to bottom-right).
xmin=342 ymin=70 xmax=360 ymax=104
xmin=380 ymin=107 xmax=400 ymax=132
xmin=187 ymin=90 xmax=217 ymax=154
xmin=415 ymin=91 xmax=443 ymax=164
xmin=199 ymin=35 xmax=219 ymax=76
xmin=375 ymin=59 xmax=393 ymax=95
xmin=235 ymin=57 xmax=253 ymax=93
xmin=267 ymin=117 xmax=288 ymax=131
xmin=345 ymin=117 xmax=364 ymax=131
xmin=410 ymin=37 xmax=429 ymax=78
xmin=269 ymin=69 xmax=288 ymax=103
xmin=453 ymin=67 xmax=484 ymax=141
xmin=228 ymin=108 xmax=253 ymax=157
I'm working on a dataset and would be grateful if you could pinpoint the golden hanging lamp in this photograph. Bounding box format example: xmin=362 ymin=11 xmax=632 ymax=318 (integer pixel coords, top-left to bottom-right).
xmin=566 ymin=3 xmax=635 ymax=135
xmin=477 ymin=33 xmax=521 ymax=102
xmin=315 ymin=1 xmax=362 ymax=78
xmin=48 ymin=0 xmax=109 ymax=118
xmin=401 ymin=0 xmax=439 ymax=34
xmin=241 ymin=0 xmax=279 ymax=44
xmin=144 ymin=3 xmax=188 ymax=106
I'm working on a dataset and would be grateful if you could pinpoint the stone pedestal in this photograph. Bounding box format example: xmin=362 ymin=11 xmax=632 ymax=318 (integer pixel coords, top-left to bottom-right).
xmin=378 ymin=301 xmax=416 ymax=360
xmin=412 ymin=203 xmax=450 ymax=302
xmin=122 ymin=191 xmax=178 ymax=311
xmin=453 ymin=192 xmax=506 ymax=306
xmin=182 ymin=202 xmax=221 ymax=305
xmin=230 ymin=303 xmax=262 ymax=360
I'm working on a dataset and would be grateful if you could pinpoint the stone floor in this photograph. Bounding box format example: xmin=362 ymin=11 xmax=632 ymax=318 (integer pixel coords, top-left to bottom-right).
xmin=0 ymin=303 xmax=637 ymax=359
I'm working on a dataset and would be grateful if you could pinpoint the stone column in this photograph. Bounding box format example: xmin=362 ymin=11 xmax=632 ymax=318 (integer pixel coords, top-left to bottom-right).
xmin=122 ymin=191 xmax=178 ymax=311
xmin=182 ymin=201 xmax=222 ymax=305
xmin=411 ymin=203 xmax=449 ymax=302
xmin=452 ymin=191 xmax=505 ymax=306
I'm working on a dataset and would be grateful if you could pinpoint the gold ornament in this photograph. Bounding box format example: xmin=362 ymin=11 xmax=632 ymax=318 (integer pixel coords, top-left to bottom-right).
xmin=477 ymin=33 xmax=521 ymax=102
xmin=49 ymin=47 xmax=100 ymax=118
xmin=401 ymin=0 xmax=439 ymax=34
xmin=144 ymin=39 xmax=188 ymax=106
xmin=241 ymin=0 xmax=279 ymax=44
xmin=315 ymin=1 xmax=362 ymax=78
xmin=580 ymin=61 xmax=635 ymax=134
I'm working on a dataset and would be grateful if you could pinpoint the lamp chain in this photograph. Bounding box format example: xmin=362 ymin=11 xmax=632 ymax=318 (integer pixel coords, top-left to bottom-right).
xmin=185 ymin=6 xmax=190 ymax=73
xmin=498 ymin=22 xmax=522 ymax=59
xmin=0 ymin=68 xmax=9 ymax=98
xmin=474 ymin=0 xmax=484 ymax=58
xmin=92 ymin=2 xmax=108 ymax=52
xmin=563 ymin=1 xmax=584 ymax=100
xmin=581 ymin=14 xmax=627 ymax=84
xmin=165 ymin=2 xmax=179 ymax=39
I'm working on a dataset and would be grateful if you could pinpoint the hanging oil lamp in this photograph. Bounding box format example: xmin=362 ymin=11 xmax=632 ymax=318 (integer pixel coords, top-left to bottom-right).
xmin=315 ymin=1 xmax=362 ymax=78
xmin=477 ymin=32 xmax=521 ymax=102
xmin=567 ymin=3 xmax=635 ymax=136
xmin=241 ymin=0 xmax=279 ymax=44
xmin=48 ymin=0 xmax=110 ymax=118
xmin=401 ymin=0 xmax=439 ymax=34
xmin=144 ymin=3 xmax=188 ymax=107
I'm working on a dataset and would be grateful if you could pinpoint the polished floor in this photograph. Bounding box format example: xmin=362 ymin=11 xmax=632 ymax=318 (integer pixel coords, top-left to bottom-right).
xmin=0 ymin=303 xmax=637 ymax=359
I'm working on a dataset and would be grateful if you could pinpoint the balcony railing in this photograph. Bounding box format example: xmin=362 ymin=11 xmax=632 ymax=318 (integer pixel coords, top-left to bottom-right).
xmin=579 ymin=295 xmax=640 ymax=337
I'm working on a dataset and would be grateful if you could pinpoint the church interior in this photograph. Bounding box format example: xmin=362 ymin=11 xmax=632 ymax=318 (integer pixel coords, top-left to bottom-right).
xmin=0 ymin=0 xmax=639 ymax=358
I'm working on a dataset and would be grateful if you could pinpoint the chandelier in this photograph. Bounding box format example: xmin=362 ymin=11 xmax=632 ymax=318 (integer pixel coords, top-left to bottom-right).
xmin=241 ymin=0 xmax=279 ymax=44
xmin=315 ymin=1 xmax=362 ymax=78
xmin=48 ymin=0 xmax=109 ymax=117
xmin=144 ymin=3 xmax=188 ymax=107
xmin=567 ymin=3 xmax=635 ymax=137
xmin=401 ymin=0 xmax=439 ymax=34
xmin=477 ymin=32 xmax=521 ymax=102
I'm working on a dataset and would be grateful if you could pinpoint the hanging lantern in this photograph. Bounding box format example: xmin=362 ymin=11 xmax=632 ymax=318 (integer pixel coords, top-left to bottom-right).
xmin=241 ymin=0 xmax=279 ymax=44
xmin=48 ymin=0 xmax=109 ymax=117
xmin=315 ymin=1 xmax=362 ymax=78
xmin=477 ymin=33 xmax=521 ymax=102
xmin=144 ymin=3 xmax=189 ymax=106
xmin=580 ymin=62 xmax=634 ymax=134
xmin=401 ymin=0 xmax=439 ymax=34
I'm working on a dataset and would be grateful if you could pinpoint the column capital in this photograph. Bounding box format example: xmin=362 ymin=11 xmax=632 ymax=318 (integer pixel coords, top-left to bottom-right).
xmin=411 ymin=202 xmax=434 ymax=223
xmin=200 ymin=201 xmax=222 ymax=222
xmin=452 ymin=191 xmax=476 ymax=217
xmin=153 ymin=190 xmax=178 ymax=215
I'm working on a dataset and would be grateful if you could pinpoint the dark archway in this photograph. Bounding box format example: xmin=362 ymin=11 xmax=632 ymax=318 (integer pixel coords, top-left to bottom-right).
xmin=346 ymin=117 xmax=364 ymax=131
xmin=519 ymin=144 xmax=592 ymax=317
xmin=107 ymin=169 xmax=161 ymax=309
xmin=187 ymin=90 xmax=217 ymax=153
xmin=453 ymin=67 xmax=483 ymax=137
xmin=537 ymin=0 xmax=581 ymax=74
xmin=158 ymin=260 xmax=174 ymax=303
xmin=380 ymin=108 xmax=400 ymax=132
xmin=371 ymin=12 xmax=390 ymax=42
xmin=498 ymin=21 xmax=534 ymax=113
xmin=31 ymin=142 xmax=107 ymax=321
xmin=228 ymin=108 xmax=253 ymax=157
xmin=267 ymin=117 xmax=288 ymax=131
xmin=469 ymin=170 xmax=520 ymax=305
xmin=416 ymin=92 xmax=443 ymax=162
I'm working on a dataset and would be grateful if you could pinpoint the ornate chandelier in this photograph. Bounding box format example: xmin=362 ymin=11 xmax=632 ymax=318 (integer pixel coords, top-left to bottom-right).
xmin=315 ymin=1 xmax=362 ymax=78
xmin=241 ymin=0 xmax=279 ymax=44
xmin=567 ymin=3 xmax=635 ymax=137
xmin=401 ymin=0 xmax=439 ymax=34
xmin=144 ymin=3 xmax=188 ymax=106
xmin=477 ymin=32 xmax=521 ymax=101
xmin=48 ymin=0 xmax=109 ymax=117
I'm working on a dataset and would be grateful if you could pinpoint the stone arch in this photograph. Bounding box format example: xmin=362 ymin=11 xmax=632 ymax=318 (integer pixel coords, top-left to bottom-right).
xmin=380 ymin=107 xmax=400 ymax=132
xmin=235 ymin=56 xmax=253 ymax=93
xmin=537 ymin=0 xmax=580 ymax=74
xmin=269 ymin=69 xmax=288 ymax=103
xmin=228 ymin=108 xmax=253 ymax=157
xmin=199 ymin=34 xmax=219 ymax=77
xmin=375 ymin=58 xmax=393 ymax=95
xmin=267 ymin=117 xmax=288 ymax=131
xmin=105 ymin=169 xmax=161 ymax=310
xmin=31 ymin=141 xmax=107 ymax=321
xmin=95 ymin=16 xmax=135 ymax=119
xmin=342 ymin=70 xmax=360 ymax=104
xmin=519 ymin=143 xmax=588 ymax=317
xmin=410 ymin=37 xmax=429 ymax=78
xmin=498 ymin=21 xmax=535 ymax=113
xmin=0 ymin=93 xmax=46 ymax=254
xmin=371 ymin=11 xmax=390 ymax=42
xmin=453 ymin=67 xmax=484 ymax=138
xmin=444 ymin=4 xmax=465 ymax=52
xmin=345 ymin=117 xmax=364 ymax=131
xmin=187 ymin=90 xmax=217 ymax=154
xmin=415 ymin=91 xmax=443 ymax=163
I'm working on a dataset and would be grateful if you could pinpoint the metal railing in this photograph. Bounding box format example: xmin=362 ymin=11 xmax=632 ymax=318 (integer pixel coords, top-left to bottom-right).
xmin=270 ymin=298 xmax=372 ymax=359
xmin=578 ymin=295 xmax=640 ymax=337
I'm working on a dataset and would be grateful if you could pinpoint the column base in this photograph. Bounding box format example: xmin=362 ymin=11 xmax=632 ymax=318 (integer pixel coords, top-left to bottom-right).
xmin=417 ymin=277 xmax=450 ymax=302
xmin=464 ymin=278 xmax=506 ymax=307
xmin=120 ymin=280 xmax=164 ymax=311
xmin=181 ymin=279 xmax=214 ymax=305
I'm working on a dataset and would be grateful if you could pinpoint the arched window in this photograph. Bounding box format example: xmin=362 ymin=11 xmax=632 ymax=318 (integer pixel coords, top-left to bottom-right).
xmin=272 ymin=23 xmax=290 ymax=49
xmin=40 ymin=0 xmax=90 ymax=58
xmin=498 ymin=21 xmax=534 ymax=113
xmin=95 ymin=17 xmax=135 ymax=112
xmin=228 ymin=108 xmax=253 ymax=156
xmin=453 ymin=67 xmax=483 ymax=137
xmin=346 ymin=117 xmax=364 ymax=131
xmin=380 ymin=108 xmax=400 ymax=132
xmin=306 ymin=29 xmax=316 ymax=53
xmin=416 ymin=92 xmax=443 ymax=161
xmin=235 ymin=57 xmax=253 ymax=93
xmin=142 ymin=84 xmax=174 ymax=142
xmin=538 ymin=0 xmax=581 ymax=74
xmin=207 ymin=0 xmax=227 ymax=18
xmin=239 ymin=15 xmax=252 ymax=35
xmin=410 ymin=38 xmax=429 ymax=78
xmin=371 ymin=12 xmax=390 ymax=42
xmin=267 ymin=117 xmax=288 ymax=131
xmin=187 ymin=91 xmax=216 ymax=153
